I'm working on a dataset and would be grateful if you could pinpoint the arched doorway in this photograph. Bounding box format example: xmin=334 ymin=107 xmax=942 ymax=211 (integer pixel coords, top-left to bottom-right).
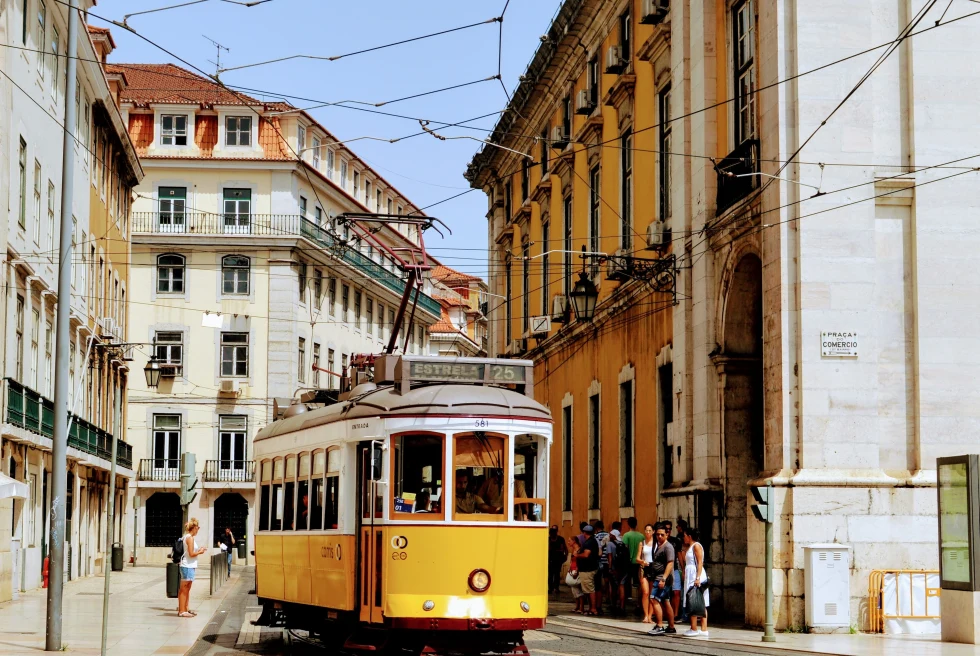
xmin=213 ymin=493 xmax=248 ymax=547
xmin=718 ymin=253 xmax=764 ymax=619
xmin=145 ymin=492 xmax=182 ymax=547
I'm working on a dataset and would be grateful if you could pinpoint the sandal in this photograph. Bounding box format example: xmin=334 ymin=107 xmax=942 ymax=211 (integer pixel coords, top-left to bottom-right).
xmin=187 ymin=611 xmax=197 ymax=616
xmin=178 ymin=612 xmax=194 ymax=618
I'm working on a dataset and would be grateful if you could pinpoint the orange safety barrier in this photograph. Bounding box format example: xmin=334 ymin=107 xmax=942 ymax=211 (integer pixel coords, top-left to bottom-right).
xmin=868 ymin=569 xmax=941 ymax=633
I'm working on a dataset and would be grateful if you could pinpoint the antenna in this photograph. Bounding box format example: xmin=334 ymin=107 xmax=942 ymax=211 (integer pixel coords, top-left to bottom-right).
xmin=203 ymin=35 xmax=230 ymax=78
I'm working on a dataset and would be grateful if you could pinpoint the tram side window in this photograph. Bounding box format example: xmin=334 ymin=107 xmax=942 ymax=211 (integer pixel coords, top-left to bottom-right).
xmin=296 ymin=453 xmax=310 ymax=530
xmin=392 ymin=434 xmax=444 ymax=517
xmin=514 ymin=434 xmax=547 ymax=523
xmin=453 ymin=433 xmax=506 ymax=519
xmin=310 ymin=451 xmax=325 ymax=530
xmin=271 ymin=457 xmax=284 ymax=530
xmin=325 ymin=448 xmax=341 ymax=529
xmin=284 ymin=455 xmax=297 ymax=530
xmin=259 ymin=460 xmax=272 ymax=531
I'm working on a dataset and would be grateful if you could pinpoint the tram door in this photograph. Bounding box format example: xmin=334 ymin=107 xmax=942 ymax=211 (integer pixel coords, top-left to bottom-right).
xmin=357 ymin=442 xmax=385 ymax=624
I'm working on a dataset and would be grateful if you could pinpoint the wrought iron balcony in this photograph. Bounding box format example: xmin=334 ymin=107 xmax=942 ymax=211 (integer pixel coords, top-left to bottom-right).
xmin=132 ymin=212 xmax=441 ymax=317
xmin=137 ymin=458 xmax=180 ymax=482
xmin=204 ymin=460 xmax=255 ymax=483
xmin=4 ymin=378 xmax=132 ymax=470
xmin=716 ymin=139 xmax=760 ymax=215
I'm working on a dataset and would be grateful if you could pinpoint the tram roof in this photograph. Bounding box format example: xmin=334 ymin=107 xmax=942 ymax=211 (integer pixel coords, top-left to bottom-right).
xmin=255 ymin=383 xmax=552 ymax=442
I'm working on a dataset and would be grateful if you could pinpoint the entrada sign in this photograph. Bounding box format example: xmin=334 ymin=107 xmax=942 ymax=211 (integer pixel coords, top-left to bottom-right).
xmin=821 ymin=331 xmax=858 ymax=357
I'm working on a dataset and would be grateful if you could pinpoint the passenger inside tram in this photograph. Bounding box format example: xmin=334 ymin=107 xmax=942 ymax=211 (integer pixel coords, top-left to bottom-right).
xmin=455 ymin=471 xmax=498 ymax=514
xmin=415 ymin=489 xmax=432 ymax=513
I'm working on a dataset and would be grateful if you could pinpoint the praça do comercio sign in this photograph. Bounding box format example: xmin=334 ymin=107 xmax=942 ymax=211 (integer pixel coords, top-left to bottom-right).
xmin=821 ymin=331 xmax=858 ymax=357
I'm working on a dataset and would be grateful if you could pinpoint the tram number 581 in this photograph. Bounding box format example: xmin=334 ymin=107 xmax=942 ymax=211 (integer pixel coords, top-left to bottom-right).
xmin=474 ymin=419 xmax=489 ymax=428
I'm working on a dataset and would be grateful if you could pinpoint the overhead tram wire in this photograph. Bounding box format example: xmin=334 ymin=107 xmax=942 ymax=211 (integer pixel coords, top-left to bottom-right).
xmin=697 ymin=0 xmax=941 ymax=240
xmin=420 ymin=6 xmax=980 ymax=212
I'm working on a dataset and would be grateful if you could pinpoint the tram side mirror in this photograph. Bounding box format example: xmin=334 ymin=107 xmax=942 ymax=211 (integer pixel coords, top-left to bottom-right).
xmin=371 ymin=446 xmax=384 ymax=481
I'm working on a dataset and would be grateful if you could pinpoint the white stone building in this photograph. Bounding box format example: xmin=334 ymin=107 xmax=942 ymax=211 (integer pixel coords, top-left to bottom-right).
xmin=0 ymin=7 xmax=142 ymax=599
xmin=112 ymin=64 xmax=440 ymax=561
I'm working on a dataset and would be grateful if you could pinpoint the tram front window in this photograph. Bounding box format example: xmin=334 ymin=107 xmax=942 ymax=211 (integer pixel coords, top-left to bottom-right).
xmin=454 ymin=433 xmax=506 ymax=520
xmin=514 ymin=434 xmax=548 ymax=523
xmin=392 ymin=434 xmax=444 ymax=517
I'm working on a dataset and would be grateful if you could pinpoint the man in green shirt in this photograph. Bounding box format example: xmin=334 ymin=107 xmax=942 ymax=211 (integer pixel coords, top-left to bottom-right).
xmin=621 ymin=517 xmax=644 ymax=606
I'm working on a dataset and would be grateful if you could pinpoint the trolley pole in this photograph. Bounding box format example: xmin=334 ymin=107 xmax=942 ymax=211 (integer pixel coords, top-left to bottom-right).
xmin=750 ymin=483 xmax=776 ymax=643
xmin=100 ymin=378 xmax=122 ymax=656
xmin=45 ymin=0 xmax=79 ymax=649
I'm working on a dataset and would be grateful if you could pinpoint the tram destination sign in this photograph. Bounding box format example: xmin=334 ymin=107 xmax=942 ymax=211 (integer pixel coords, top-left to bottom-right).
xmin=409 ymin=360 xmax=527 ymax=384
xmin=821 ymin=331 xmax=859 ymax=357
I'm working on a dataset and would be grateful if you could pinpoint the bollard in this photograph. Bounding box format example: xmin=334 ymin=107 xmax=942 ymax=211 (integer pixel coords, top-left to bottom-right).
xmin=166 ymin=562 xmax=179 ymax=598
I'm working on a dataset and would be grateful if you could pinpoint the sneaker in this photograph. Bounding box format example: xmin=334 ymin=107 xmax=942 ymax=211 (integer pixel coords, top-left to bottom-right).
xmin=664 ymin=627 xmax=677 ymax=634
xmin=699 ymin=631 xmax=709 ymax=639
xmin=647 ymin=626 xmax=666 ymax=636
xmin=683 ymin=629 xmax=701 ymax=638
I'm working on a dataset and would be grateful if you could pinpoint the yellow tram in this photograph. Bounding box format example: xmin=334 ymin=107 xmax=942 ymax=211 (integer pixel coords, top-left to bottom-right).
xmin=252 ymin=355 xmax=552 ymax=655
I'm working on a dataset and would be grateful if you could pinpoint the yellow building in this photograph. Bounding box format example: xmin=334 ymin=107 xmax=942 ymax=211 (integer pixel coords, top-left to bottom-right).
xmin=467 ymin=0 xmax=674 ymax=535
xmin=112 ymin=64 xmax=441 ymax=561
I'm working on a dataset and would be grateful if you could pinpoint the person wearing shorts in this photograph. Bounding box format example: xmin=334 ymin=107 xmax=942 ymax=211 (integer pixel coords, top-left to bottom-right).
xmin=576 ymin=525 xmax=601 ymax=616
xmin=646 ymin=525 xmax=676 ymax=635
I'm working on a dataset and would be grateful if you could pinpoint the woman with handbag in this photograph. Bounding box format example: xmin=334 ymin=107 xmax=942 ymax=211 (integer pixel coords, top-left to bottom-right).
xmin=635 ymin=524 xmax=656 ymax=623
xmin=682 ymin=528 xmax=709 ymax=638
xmin=565 ymin=537 xmax=585 ymax=612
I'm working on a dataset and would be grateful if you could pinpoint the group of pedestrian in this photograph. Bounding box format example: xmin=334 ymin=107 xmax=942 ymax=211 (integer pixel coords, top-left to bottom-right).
xmin=549 ymin=517 xmax=710 ymax=639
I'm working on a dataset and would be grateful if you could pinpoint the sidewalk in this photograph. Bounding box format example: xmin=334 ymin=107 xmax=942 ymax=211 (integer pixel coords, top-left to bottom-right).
xmin=548 ymin=598 xmax=980 ymax=656
xmin=0 ymin=564 xmax=240 ymax=656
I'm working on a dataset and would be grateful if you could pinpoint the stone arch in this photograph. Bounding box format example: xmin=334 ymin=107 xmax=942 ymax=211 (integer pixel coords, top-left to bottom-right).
xmin=713 ymin=248 xmax=764 ymax=621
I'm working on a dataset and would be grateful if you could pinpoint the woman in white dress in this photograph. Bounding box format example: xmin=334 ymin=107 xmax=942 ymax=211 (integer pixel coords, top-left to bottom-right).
xmin=682 ymin=528 xmax=709 ymax=638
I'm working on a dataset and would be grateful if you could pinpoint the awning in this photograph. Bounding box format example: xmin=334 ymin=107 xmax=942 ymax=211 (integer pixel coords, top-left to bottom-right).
xmin=0 ymin=473 xmax=29 ymax=500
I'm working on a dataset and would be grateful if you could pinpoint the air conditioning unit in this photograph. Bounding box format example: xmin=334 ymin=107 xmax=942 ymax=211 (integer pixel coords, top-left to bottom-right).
xmin=514 ymin=338 xmax=528 ymax=354
xmin=551 ymin=125 xmax=569 ymax=150
xmin=641 ymin=0 xmax=670 ymax=24
xmin=646 ymin=220 xmax=667 ymax=249
xmin=159 ymin=363 xmax=182 ymax=378
xmin=218 ymin=379 xmax=240 ymax=395
xmin=551 ymin=294 xmax=569 ymax=323
xmin=99 ymin=317 xmax=118 ymax=340
xmin=606 ymin=249 xmax=631 ymax=281
xmin=575 ymin=89 xmax=595 ymax=115
xmin=605 ymin=45 xmax=625 ymax=74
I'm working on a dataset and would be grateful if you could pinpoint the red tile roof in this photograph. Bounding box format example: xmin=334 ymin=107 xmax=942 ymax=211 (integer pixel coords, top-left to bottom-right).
xmin=431 ymin=264 xmax=481 ymax=285
xmin=128 ymin=113 xmax=153 ymax=156
xmin=428 ymin=308 xmax=465 ymax=335
xmin=87 ymin=25 xmax=116 ymax=48
xmin=106 ymin=63 xmax=273 ymax=108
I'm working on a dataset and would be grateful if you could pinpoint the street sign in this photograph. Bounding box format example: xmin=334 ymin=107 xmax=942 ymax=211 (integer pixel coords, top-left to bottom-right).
xmin=751 ymin=485 xmax=774 ymax=523
xmin=530 ymin=315 xmax=551 ymax=334
xmin=821 ymin=331 xmax=858 ymax=357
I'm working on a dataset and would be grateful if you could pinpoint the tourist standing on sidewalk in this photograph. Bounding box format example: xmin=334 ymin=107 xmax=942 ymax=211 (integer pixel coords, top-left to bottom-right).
xmin=647 ymin=525 xmax=676 ymax=636
xmin=636 ymin=524 xmax=656 ymax=623
xmin=178 ymin=519 xmax=207 ymax=618
xmin=682 ymin=528 xmax=709 ymax=638
xmin=576 ymin=525 xmax=601 ymax=616
xmin=567 ymin=537 xmax=585 ymax=613
xmin=593 ymin=520 xmax=608 ymax=615
xmin=548 ymin=526 xmax=568 ymax=594
xmin=621 ymin=517 xmax=644 ymax=610
xmin=607 ymin=523 xmax=629 ymax=616
xmin=219 ymin=527 xmax=235 ymax=577
xmin=662 ymin=520 xmax=682 ymax=617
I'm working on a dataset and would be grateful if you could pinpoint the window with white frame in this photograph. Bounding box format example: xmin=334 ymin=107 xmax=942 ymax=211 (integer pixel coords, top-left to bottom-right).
xmin=220 ymin=332 xmax=249 ymax=377
xmin=49 ymin=25 xmax=59 ymax=99
xmin=157 ymin=254 xmax=185 ymax=293
xmin=327 ymin=348 xmax=336 ymax=389
xmin=312 ymin=136 xmax=321 ymax=168
xmin=33 ymin=161 xmax=41 ymax=243
xmin=152 ymin=414 xmax=181 ymax=472
xmin=46 ymin=181 xmax=55 ymax=252
xmin=298 ymin=337 xmax=306 ymax=383
xmin=328 ymin=278 xmax=336 ymax=315
xmin=366 ymin=297 xmax=374 ymax=336
xmin=18 ymin=138 xmax=27 ymax=229
xmin=314 ymin=206 xmax=323 ymax=226
xmin=222 ymin=255 xmax=249 ymax=295
xmin=354 ymin=290 xmax=362 ymax=329
xmin=218 ymin=416 xmax=247 ymax=475
xmin=225 ymin=116 xmax=251 ymax=146
xmin=313 ymin=269 xmax=322 ymax=310
xmin=36 ymin=0 xmax=46 ymax=78
xmin=154 ymin=331 xmax=183 ymax=376
xmin=161 ymin=115 xmax=188 ymax=146
xmin=340 ymin=160 xmax=348 ymax=189
xmin=30 ymin=309 xmax=39 ymax=389
xmin=326 ymin=149 xmax=334 ymax=180
xmin=44 ymin=322 xmax=52 ymax=396
xmin=312 ymin=343 xmax=321 ymax=387
xmin=733 ymin=0 xmax=756 ymax=145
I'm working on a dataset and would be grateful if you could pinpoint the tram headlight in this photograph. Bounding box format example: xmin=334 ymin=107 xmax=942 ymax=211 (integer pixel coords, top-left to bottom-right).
xmin=468 ymin=569 xmax=491 ymax=593
xmin=521 ymin=602 xmax=530 ymax=613
xmin=422 ymin=600 xmax=435 ymax=612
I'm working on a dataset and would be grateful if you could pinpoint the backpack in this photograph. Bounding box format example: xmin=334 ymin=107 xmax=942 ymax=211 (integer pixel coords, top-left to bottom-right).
xmin=171 ymin=536 xmax=184 ymax=564
xmin=614 ymin=539 xmax=631 ymax=573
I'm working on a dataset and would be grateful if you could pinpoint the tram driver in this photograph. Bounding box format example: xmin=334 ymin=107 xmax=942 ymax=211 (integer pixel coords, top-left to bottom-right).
xmin=455 ymin=471 xmax=499 ymax=514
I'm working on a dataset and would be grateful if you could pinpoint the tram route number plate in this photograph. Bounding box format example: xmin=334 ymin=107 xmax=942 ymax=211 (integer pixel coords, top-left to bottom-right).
xmin=409 ymin=361 xmax=526 ymax=383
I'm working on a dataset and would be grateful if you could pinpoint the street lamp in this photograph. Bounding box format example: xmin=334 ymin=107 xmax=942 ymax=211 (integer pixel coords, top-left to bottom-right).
xmin=569 ymin=271 xmax=599 ymax=322
xmin=143 ymin=357 xmax=162 ymax=388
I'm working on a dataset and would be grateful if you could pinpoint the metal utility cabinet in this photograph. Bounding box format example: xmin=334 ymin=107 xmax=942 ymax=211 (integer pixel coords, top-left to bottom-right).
xmin=804 ymin=544 xmax=851 ymax=631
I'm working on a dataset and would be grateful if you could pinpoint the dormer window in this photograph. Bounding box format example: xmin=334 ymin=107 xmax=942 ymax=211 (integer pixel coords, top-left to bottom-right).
xmin=225 ymin=116 xmax=251 ymax=146
xmin=161 ymin=115 xmax=187 ymax=146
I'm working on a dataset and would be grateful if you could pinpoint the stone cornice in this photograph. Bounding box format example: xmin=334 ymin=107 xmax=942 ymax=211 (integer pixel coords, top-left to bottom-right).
xmin=576 ymin=113 xmax=605 ymax=147
xmin=550 ymin=143 xmax=576 ymax=179
xmin=603 ymin=73 xmax=636 ymax=109
xmin=637 ymin=20 xmax=671 ymax=63
xmin=531 ymin=175 xmax=552 ymax=205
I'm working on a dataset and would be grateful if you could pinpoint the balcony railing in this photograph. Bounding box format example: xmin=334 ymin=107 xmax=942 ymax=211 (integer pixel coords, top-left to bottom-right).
xmin=716 ymin=139 xmax=760 ymax=215
xmin=4 ymin=378 xmax=133 ymax=470
xmin=132 ymin=212 xmax=441 ymax=317
xmin=137 ymin=458 xmax=180 ymax=482
xmin=204 ymin=460 xmax=255 ymax=483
